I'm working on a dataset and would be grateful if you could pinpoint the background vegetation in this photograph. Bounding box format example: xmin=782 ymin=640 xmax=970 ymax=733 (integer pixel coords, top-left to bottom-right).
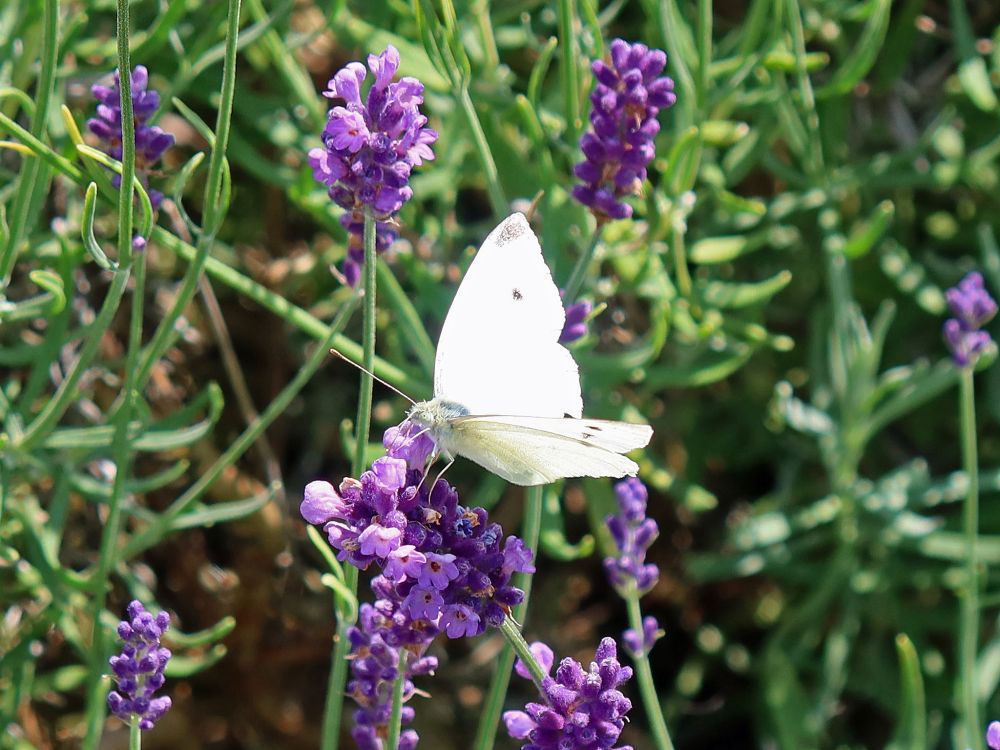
xmin=3 ymin=0 xmax=1000 ymax=748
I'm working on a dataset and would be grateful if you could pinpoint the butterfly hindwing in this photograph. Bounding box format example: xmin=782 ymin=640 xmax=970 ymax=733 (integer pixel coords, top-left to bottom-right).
xmin=448 ymin=416 xmax=651 ymax=486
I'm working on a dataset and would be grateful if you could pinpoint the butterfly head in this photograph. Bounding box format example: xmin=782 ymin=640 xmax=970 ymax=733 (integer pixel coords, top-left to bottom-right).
xmin=408 ymin=398 xmax=470 ymax=429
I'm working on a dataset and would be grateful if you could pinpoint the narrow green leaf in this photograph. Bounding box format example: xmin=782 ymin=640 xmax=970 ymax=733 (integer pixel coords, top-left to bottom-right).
xmin=844 ymin=200 xmax=894 ymax=259
xmin=700 ymin=269 xmax=792 ymax=308
xmin=539 ymin=485 xmax=594 ymax=561
xmin=167 ymin=616 xmax=237 ymax=648
xmin=80 ymin=182 xmax=115 ymax=269
xmin=816 ymin=0 xmax=892 ymax=98
xmin=164 ymin=644 xmax=228 ymax=678
xmin=166 ymin=488 xmax=274 ymax=532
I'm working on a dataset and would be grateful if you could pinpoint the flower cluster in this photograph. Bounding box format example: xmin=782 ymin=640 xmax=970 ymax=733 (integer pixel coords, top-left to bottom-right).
xmin=573 ymin=39 xmax=676 ymax=221
xmin=309 ymin=45 xmax=438 ymax=285
xmin=504 ymin=637 xmax=634 ymax=750
xmin=302 ymin=420 xmax=533 ymax=747
xmin=560 ymin=298 xmax=593 ymax=344
xmin=988 ymin=721 xmax=1000 ymax=750
xmin=107 ymin=600 xmax=172 ymax=731
xmin=89 ymin=66 xmax=175 ymax=209
xmin=943 ymin=271 xmax=997 ymax=367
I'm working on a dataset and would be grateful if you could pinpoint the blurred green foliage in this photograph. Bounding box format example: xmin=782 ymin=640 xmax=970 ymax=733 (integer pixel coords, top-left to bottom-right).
xmin=2 ymin=0 xmax=1000 ymax=748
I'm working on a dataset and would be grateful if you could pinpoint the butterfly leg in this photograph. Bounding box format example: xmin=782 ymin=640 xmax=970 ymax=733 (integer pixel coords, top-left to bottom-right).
xmin=413 ymin=450 xmax=445 ymax=497
xmin=428 ymin=458 xmax=455 ymax=495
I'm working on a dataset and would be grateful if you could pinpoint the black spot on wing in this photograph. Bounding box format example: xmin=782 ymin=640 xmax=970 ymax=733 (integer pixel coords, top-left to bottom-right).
xmin=512 ymin=288 xmax=523 ymax=300
xmin=494 ymin=215 xmax=527 ymax=247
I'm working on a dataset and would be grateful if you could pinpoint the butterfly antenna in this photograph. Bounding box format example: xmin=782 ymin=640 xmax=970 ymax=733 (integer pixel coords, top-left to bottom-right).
xmin=329 ymin=348 xmax=417 ymax=405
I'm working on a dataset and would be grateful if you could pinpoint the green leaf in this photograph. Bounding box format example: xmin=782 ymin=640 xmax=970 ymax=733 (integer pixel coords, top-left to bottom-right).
xmin=166 ymin=486 xmax=274 ymax=532
xmin=165 ymin=644 xmax=228 ymax=678
xmin=167 ymin=616 xmax=237 ymax=648
xmin=816 ymin=0 xmax=892 ymax=98
xmin=700 ymin=269 xmax=792 ymax=308
xmin=539 ymin=485 xmax=595 ymax=561
xmin=844 ymin=200 xmax=894 ymax=259
xmin=878 ymin=242 xmax=946 ymax=314
xmin=644 ymin=345 xmax=753 ymax=388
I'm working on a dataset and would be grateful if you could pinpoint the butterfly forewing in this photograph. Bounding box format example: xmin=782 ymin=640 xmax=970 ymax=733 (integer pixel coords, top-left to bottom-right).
xmin=432 ymin=214 xmax=583 ymax=419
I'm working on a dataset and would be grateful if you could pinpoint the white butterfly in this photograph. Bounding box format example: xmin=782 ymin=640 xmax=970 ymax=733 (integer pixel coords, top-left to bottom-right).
xmin=406 ymin=212 xmax=652 ymax=486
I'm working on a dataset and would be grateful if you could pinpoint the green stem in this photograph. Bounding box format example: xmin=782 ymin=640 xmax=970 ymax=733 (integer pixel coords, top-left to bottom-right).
xmin=671 ymin=218 xmax=693 ymax=299
xmin=472 ymin=484 xmax=544 ymax=750
xmin=563 ymin=224 xmax=603 ymax=303
xmin=457 ymin=86 xmax=507 ymax=217
xmin=82 ymin=0 xmax=138 ymax=743
xmin=498 ymin=616 xmax=548 ymax=692
xmin=557 ymin=0 xmax=580 ymax=144
xmin=0 ymin=0 xmax=57 ymax=287
xmin=131 ymin=0 xmax=242 ymax=394
xmin=624 ymin=594 xmax=675 ymax=750
xmin=121 ymin=296 xmax=357 ymax=559
xmin=959 ymin=368 xmax=982 ymax=750
xmin=322 ymin=215 xmax=378 ymax=750
xmin=352 ymin=214 xmax=378 ymax=477
xmin=696 ymin=0 xmax=712 ymax=111
xmin=385 ymin=650 xmax=408 ymax=750
xmin=129 ymin=722 xmax=141 ymax=750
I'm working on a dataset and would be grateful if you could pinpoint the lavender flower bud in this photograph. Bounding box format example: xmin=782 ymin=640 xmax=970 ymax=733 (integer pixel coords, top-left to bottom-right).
xmin=107 ymin=600 xmax=172 ymax=730
xmin=573 ymin=39 xmax=676 ymax=222
xmin=559 ymin=298 xmax=593 ymax=344
xmin=623 ymin=615 xmax=664 ymax=658
xmin=943 ymin=272 xmax=997 ymax=367
xmin=309 ymin=45 xmax=438 ymax=285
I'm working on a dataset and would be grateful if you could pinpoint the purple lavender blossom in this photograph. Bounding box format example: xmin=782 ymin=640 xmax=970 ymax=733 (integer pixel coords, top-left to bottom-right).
xmin=988 ymin=721 xmax=1000 ymax=750
xmin=559 ymin=298 xmax=593 ymax=344
xmin=302 ymin=418 xmax=534 ymax=748
xmin=623 ymin=615 xmax=663 ymax=658
xmin=107 ymin=600 xmax=172 ymax=731
xmin=604 ymin=477 xmax=659 ymax=595
xmin=88 ymin=66 xmax=174 ymax=209
xmin=309 ymin=45 xmax=438 ymax=285
xmin=573 ymin=39 xmax=676 ymax=222
xmin=943 ymin=272 xmax=997 ymax=367
xmin=503 ymin=637 xmax=634 ymax=750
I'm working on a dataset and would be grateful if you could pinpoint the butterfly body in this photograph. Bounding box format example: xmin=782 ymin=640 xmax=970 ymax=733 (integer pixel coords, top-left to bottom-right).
xmin=413 ymin=213 xmax=653 ymax=486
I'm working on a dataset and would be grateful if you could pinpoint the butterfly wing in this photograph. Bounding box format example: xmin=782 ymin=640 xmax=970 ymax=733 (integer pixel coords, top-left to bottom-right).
xmin=433 ymin=213 xmax=583 ymax=419
xmin=446 ymin=416 xmax=652 ymax=486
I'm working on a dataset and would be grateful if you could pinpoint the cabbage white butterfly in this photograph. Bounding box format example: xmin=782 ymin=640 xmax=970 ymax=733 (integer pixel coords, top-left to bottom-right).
xmin=406 ymin=213 xmax=652 ymax=486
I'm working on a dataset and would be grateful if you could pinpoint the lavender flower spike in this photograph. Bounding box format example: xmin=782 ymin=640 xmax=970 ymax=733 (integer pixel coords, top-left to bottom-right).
xmin=573 ymin=39 xmax=676 ymax=222
xmin=301 ymin=418 xmax=534 ymax=748
xmin=604 ymin=476 xmax=660 ymax=595
xmin=309 ymin=45 xmax=438 ymax=286
xmin=988 ymin=720 xmax=1000 ymax=750
xmin=107 ymin=600 xmax=172 ymax=731
xmin=88 ymin=66 xmax=175 ymax=209
xmin=943 ymin=272 xmax=997 ymax=367
xmin=504 ymin=637 xmax=634 ymax=750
